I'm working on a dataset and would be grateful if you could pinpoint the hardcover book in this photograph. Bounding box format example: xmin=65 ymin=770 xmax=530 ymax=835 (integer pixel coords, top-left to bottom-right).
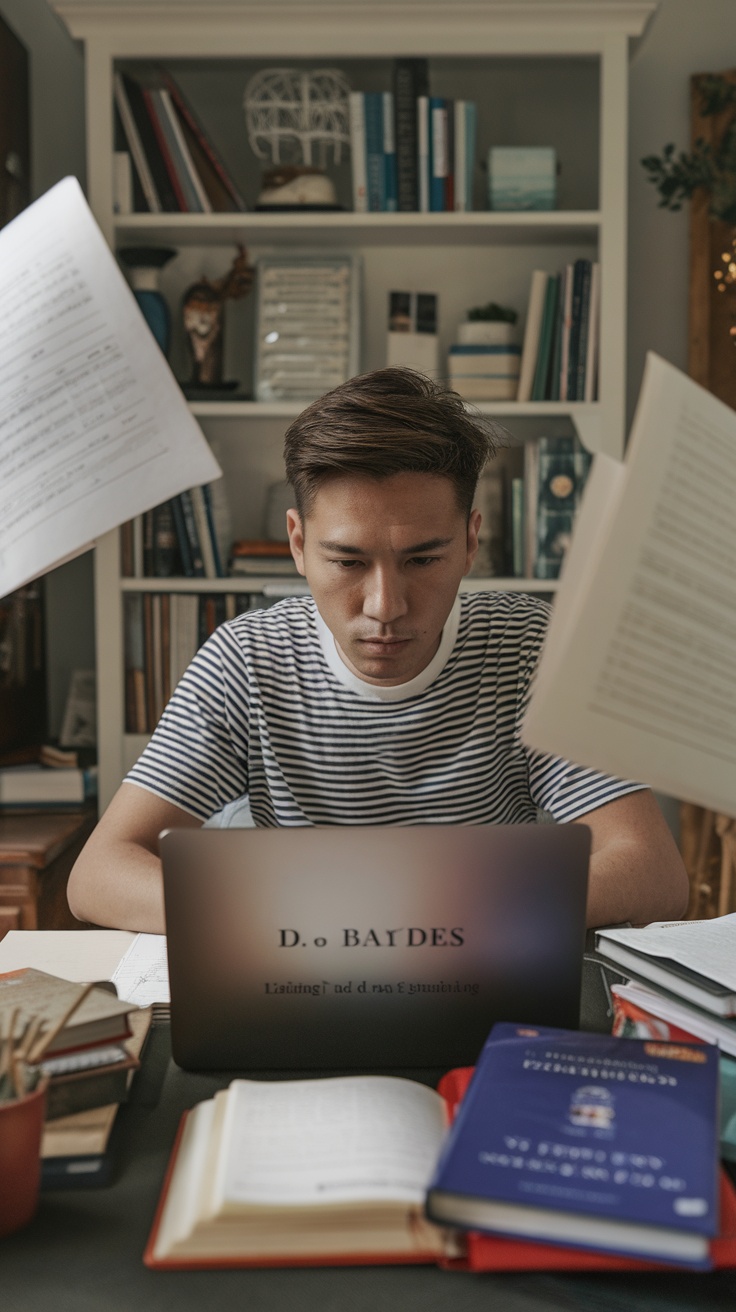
xmin=426 ymin=1026 xmax=720 ymax=1266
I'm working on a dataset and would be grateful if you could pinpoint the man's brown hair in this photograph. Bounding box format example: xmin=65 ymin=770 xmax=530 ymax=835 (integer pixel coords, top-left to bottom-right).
xmin=283 ymin=367 xmax=500 ymax=519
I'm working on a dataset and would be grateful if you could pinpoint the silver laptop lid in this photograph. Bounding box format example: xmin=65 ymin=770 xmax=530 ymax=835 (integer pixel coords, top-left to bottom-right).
xmin=161 ymin=823 xmax=590 ymax=1072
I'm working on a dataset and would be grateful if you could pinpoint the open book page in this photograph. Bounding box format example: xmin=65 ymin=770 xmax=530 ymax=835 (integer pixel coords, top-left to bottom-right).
xmin=0 ymin=176 xmax=220 ymax=596
xmin=110 ymin=933 xmax=169 ymax=1005
xmin=213 ymin=1076 xmax=447 ymax=1210
xmin=522 ymin=352 xmax=736 ymax=814
xmin=599 ymin=914 xmax=736 ymax=992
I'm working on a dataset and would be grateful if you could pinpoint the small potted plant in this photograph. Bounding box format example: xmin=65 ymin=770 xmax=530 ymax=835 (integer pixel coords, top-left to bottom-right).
xmin=457 ymin=301 xmax=519 ymax=347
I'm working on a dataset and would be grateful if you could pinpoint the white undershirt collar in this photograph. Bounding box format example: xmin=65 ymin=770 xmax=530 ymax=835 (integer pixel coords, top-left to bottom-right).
xmin=314 ymin=594 xmax=461 ymax=702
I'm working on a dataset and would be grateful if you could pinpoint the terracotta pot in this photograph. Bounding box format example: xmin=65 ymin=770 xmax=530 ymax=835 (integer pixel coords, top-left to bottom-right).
xmin=0 ymin=1082 xmax=46 ymax=1237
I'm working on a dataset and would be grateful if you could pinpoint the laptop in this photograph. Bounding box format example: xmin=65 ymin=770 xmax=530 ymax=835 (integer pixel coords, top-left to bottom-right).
xmin=161 ymin=823 xmax=590 ymax=1072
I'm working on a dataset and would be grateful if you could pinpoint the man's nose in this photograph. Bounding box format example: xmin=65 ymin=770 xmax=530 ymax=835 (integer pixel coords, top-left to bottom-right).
xmin=363 ymin=566 xmax=409 ymax=624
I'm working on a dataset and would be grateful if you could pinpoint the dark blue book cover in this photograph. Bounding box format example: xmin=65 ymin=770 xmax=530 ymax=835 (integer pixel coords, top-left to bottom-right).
xmin=566 ymin=258 xmax=590 ymax=400
xmin=429 ymin=96 xmax=447 ymax=212
xmin=364 ymin=92 xmax=385 ymax=212
xmin=428 ymin=1027 xmax=719 ymax=1262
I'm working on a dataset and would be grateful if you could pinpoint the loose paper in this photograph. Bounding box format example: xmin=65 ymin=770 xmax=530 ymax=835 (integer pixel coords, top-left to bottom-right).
xmin=599 ymin=914 xmax=736 ymax=993
xmin=110 ymin=932 xmax=170 ymax=1006
xmin=0 ymin=176 xmax=221 ymax=596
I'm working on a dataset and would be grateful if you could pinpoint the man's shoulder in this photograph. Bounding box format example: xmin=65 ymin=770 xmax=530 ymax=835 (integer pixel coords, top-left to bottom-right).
xmin=221 ymin=595 xmax=317 ymax=651
xmin=461 ymin=588 xmax=551 ymax=640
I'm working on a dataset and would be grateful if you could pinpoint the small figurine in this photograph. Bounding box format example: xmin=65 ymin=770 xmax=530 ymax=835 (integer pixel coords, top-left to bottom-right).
xmin=182 ymin=245 xmax=254 ymax=389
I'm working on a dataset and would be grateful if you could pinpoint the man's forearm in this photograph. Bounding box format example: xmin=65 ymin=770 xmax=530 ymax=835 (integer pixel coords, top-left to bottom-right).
xmin=68 ymin=841 xmax=166 ymax=933
xmin=586 ymin=840 xmax=689 ymax=929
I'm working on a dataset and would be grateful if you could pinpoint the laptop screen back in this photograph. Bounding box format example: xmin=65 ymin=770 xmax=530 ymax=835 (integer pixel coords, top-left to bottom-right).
xmin=161 ymin=823 xmax=590 ymax=1071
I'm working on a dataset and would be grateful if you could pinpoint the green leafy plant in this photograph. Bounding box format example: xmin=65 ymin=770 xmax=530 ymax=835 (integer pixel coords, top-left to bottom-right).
xmin=467 ymin=301 xmax=518 ymax=324
xmin=641 ymin=74 xmax=736 ymax=224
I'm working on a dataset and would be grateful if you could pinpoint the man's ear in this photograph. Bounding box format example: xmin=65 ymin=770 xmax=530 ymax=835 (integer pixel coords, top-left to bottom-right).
xmin=286 ymin=508 xmax=307 ymax=577
xmin=464 ymin=508 xmax=481 ymax=575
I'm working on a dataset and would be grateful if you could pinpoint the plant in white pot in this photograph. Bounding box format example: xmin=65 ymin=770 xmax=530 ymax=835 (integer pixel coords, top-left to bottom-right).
xmin=458 ymin=301 xmax=518 ymax=346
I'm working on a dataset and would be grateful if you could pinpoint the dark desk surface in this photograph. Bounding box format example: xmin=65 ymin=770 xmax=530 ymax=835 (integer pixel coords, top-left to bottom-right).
xmin=4 ymin=960 xmax=736 ymax=1312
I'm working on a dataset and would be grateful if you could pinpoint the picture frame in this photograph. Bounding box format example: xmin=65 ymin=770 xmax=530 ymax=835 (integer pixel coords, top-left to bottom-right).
xmin=254 ymin=253 xmax=361 ymax=402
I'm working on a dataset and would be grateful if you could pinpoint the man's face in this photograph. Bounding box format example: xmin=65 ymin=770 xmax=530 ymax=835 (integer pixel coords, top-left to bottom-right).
xmin=287 ymin=472 xmax=480 ymax=686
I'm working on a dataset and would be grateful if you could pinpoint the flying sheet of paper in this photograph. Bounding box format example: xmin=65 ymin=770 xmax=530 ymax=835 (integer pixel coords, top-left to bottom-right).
xmin=110 ymin=932 xmax=170 ymax=1006
xmin=0 ymin=175 xmax=221 ymax=596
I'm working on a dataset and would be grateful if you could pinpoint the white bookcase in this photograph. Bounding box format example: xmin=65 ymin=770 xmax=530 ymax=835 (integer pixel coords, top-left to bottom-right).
xmin=50 ymin=0 xmax=656 ymax=811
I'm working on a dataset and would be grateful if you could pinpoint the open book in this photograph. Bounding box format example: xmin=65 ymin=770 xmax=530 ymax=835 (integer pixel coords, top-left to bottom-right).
xmin=521 ymin=352 xmax=736 ymax=815
xmin=145 ymin=1075 xmax=450 ymax=1267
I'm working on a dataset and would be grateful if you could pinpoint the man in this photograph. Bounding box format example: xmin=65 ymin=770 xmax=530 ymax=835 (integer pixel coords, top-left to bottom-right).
xmin=68 ymin=368 xmax=689 ymax=933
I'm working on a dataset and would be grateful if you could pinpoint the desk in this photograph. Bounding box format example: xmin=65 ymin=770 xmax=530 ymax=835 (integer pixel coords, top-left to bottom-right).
xmin=0 ymin=808 xmax=97 ymax=938
xmin=2 ymin=936 xmax=735 ymax=1312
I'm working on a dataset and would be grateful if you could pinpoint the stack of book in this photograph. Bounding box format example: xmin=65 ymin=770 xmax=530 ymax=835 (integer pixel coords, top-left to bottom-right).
xmin=113 ymin=68 xmax=246 ymax=214
xmin=0 ymin=968 xmax=143 ymax=1124
xmin=595 ymin=915 xmax=736 ymax=1166
xmin=517 ymin=260 xmax=600 ymax=403
xmin=350 ymin=61 xmax=476 ymax=213
xmin=229 ymin=539 xmax=299 ymax=578
xmin=121 ymin=484 xmax=229 ymax=582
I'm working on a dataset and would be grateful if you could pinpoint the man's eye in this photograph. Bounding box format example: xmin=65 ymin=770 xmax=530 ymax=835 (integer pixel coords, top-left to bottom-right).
xmin=409 ymin=556 xmax=439 ymax=567
xmin=331 ymin=559 xmax=362 ymax=568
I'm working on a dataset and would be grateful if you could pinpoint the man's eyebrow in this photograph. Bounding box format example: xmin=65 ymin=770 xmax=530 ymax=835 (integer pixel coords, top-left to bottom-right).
xmin=318 ymin=537 xmax=454 ymax=555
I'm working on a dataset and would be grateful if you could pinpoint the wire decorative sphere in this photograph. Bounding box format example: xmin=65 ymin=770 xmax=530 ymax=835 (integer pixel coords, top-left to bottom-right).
xmin=243 ymin=68 xmax=351 ymax=167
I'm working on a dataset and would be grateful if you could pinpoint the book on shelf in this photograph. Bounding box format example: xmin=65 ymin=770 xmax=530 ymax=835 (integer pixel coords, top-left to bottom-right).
xmin=531 ymin=273 xmax=560 ymax=402
xmin=517 ymin=262 xmax=599 ymax=404
xmin=0 ymin=763 xmax=97 ymax=807
xmin=364 ymin=92 xmax=385 ymax=212
xmin=229 ymin=539 xmax=299 ymax=576
xmin=426 ymin=1023 xmax=720 ymax=1267
xmin=520 ymin=353 xmax=736 ymax=816
xmin=429 ymin=96 xmax=447 ymax=213
xmin=145 ymin=1046 xmax=736 ymax=1273
xmin=382 ymin=91 xmax=398 ymax=211
xmin=393 ymin=58 xmax=428 ymax=212
xmin=417 ymin=93 xmax=430 ymax=213
xmin=533 ymin=435 xmax=592 ymax=581
xmin=596 ymin=915 xmax=736 ymax=1018
xmin=517 ymin=270 xmax=548 ymax=402
xmin=114 ymin=68 xmax=245 ymax=214
xmin=348 ymin=91 xmax=367 ymax=213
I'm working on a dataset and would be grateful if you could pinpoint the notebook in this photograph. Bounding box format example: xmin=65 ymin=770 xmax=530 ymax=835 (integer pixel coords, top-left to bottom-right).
xmin=160 ymin=823 xmax=590 ymax=1072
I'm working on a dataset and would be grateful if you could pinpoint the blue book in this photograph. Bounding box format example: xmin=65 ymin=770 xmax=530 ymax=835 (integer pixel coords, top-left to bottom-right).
xmin=201 ymin=483 xmax=225 ymax=577
xmin=429 ymin=96 xmax=447 ymax=212
xmin=382 ymin=91 xmax=398 ymax=211
xmin=464 ymin=102 xmax=477 ymax=211
xmin=426 ymin=1025 xmax=719 ymax=1267
xmin=364 ymin=92 xmax=385 ymax=212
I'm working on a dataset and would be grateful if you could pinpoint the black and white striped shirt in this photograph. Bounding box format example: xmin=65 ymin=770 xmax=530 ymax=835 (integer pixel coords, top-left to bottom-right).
xmin=126 ymin=591 xmax=643 ymax=825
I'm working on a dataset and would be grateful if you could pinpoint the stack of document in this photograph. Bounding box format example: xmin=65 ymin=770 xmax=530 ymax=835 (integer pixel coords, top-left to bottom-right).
xmin=595 ymin=916 xmax=736 ymax=1021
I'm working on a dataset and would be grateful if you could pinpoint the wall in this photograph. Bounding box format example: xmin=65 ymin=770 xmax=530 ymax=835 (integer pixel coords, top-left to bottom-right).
xmin=0 ymin=0 xmax=93 ymax=738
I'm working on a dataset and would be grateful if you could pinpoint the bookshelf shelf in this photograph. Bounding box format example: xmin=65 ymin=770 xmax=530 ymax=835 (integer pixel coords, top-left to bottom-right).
xmin=113 ymin=211 xmax=602 ymax=249
xmin=51 ymin=0 xmax=649 ymax=808
xmin=120 ymin=576 xmax=558 ymax=595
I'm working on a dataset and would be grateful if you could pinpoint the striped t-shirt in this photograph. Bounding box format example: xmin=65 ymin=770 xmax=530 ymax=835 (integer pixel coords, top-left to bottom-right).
xmin=126 ymin=591 xmax=642 ymax=826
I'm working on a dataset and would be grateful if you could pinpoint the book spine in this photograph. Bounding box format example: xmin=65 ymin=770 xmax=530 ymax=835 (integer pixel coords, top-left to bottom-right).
xmin=417 ymin=95 xmax=430 ymax=213
xmin=453 ymin=100 xmax=466 ymax=213
xmin=349 ymin=92 xmax=368 ymax=213
xmin=169 ymin=496 xmax=194 ymax=576
xmin=523 ymin=438 xmax=539 ymax=579
xmin=548 ymin=268 xmax=566 ymax=403
xmin=382 ymin=91 xmax=398 ymax=212
xmin=151 ymin=592 xmax=164 ymax=724
xmin=142 ymin=87 xmax=190 ymax=211
xmin=444 ymin=99 xmax=455 ymax=213
xmin=558 ymin=263 xmax=574 ymax=401
xmin=584 ymin=262 xmax=601 ymax=402
xmin=531 ymin=273 xmax=559 ymax=402
xmin=160 ymin=67 xmax=247 ymax=211
xmin=464 ymin=102 xmax=477 ymax=212
xmin=157 ymin=87 xmax=212 ymax=213
xmin=178 ymin=490 xmax=206 ymax=577
xmin=119 ymin=72 xmax=180 ymax=213
xmin=364 ymin=92 xmax=385 ymax=212
xmin=516 ymin=270 xmax=548 ymax=403
xmin=429 ymin=97 xmax=447 ymax=212
xmin=143 ymin=593 xmax=155 ymax=732
xmin=393 ymin=58 xmax=427 ymax=211
xmin=566 ymin=258 xmax=587 ymax=401
xmin=511 ymin=478 xmax=524 ymax=578
xmin=152 ymin=501 xmax=181 ymax=577
xmin=189 ymin=486 xmax=218 ymax=579
xmin=142 ymin=509 xmax=154 ymax=577
xmin=201 ymin=484 xmax=225 ymax=577
xmin=113 ymin=72 xmax=160 ymax=212
xmin=574 ymin=260 xmax=593 ymax=401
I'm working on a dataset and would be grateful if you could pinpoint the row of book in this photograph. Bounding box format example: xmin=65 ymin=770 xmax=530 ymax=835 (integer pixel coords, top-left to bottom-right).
xmin=350 ymin=71 xmax=477 ymax=213
xmin=517 ymin=259 xmax=600 ymax=403
xmin=121 ymin=484 xmax=231 ymax=580
xmin=472 ymin=435 xmax=592 ymax=583
xmin=113 ymin=68 xmax=246 ymax=214
xmin=124 ymin=591 xmax=278 ymax=734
